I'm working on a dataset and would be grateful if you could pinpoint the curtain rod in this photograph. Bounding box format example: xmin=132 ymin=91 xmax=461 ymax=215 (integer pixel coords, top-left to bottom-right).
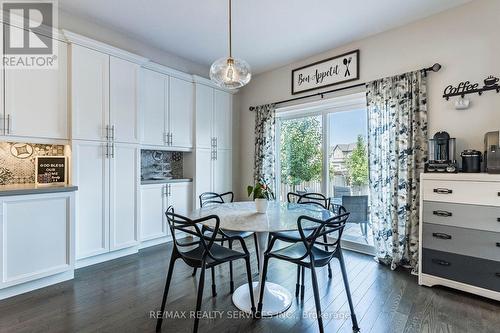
xmin=248 ymin=63 xmax=441 ymax=111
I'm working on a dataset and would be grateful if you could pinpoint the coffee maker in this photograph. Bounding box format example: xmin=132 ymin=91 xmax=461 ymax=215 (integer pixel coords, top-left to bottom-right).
xmin=484 ymin=131 xmax=500 ymax=173
xmin=425 ymin=131 xmax=458 ymax=173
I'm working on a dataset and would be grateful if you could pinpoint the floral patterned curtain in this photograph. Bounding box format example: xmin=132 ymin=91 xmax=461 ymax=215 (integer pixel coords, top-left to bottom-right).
xmin=253 ymin=104 xmax=276 ymax=185
xmin=366 ymin=71 xmax=428 ymax=272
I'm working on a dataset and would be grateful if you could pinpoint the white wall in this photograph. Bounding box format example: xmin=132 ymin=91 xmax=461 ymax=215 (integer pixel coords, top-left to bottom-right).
xmin=236 ymin=0 xmax=500 ymax=200
xmin=59 ymin=10 xmax=208 ymax=77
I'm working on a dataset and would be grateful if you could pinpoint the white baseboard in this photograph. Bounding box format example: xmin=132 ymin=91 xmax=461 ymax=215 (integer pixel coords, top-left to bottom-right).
xmin=75 ymin=247 xmax=139 ymax=269
xmin=0 ymin=270 xmax=74 ymax=300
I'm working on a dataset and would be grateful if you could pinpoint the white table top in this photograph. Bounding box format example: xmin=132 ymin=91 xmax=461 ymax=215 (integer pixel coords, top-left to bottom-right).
xmin=189 ymin=201 xmax=334 ymax=233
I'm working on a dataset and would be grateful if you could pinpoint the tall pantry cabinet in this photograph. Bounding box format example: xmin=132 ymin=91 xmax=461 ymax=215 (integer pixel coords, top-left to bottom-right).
xmin=66 ymin=32 xmax=148 ymax=266
xmin=194 ymin=77 xmax=234 ymax=207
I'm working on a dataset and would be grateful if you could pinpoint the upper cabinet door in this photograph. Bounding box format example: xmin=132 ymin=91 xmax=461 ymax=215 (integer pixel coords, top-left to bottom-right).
xmin=4 ymin=28 xmax=68 ymax=139
xmin=169 ymin=77 xmax=193 ymax=148
xmin=71 ymin=44 xmax=110 ymax=141
xmin=140 ymin=68 xmax=166 ymax=146
xmin=195 ymin=84 xmax=214 ymax=149
xmin=110 ymin=57 xmax=140 ymax=144
xmin=214 ymin=90 xmax=232 ymax=150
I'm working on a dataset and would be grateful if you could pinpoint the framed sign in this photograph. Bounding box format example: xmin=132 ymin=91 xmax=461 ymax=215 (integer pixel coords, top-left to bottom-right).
xmin=291 ymin=49 xmax=359 ymax=95
xmin=35 ymin=156 xmax=67 ymax=186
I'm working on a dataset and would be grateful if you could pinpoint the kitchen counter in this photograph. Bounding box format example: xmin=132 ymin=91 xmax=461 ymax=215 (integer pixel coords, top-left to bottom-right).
xmin=0 ymin=184 xmax=78 ymax=196
xmin=141 ymin=178 xmax=193 ymax=185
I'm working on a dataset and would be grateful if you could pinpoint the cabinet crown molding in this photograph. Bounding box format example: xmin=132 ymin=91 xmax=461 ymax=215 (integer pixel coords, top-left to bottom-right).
xmin=192 ymin=75 xmax=239 ymax=94
xmin=62 ymin=30 xmax=149 ymax=65
xmin=142 ymin=61 xmax=194 ymax=82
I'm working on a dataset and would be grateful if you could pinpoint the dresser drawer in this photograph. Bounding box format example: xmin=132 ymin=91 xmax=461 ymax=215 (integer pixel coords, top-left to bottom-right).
xmin=423 ymin=223 xmax=500 ymax=261
xmin=422 ymin=248 xmax=500 ymax=292
xmin=422 ymin=180 xmax=500 ymax=206
xmin=423 ymin=201 xmax=500 ymax=232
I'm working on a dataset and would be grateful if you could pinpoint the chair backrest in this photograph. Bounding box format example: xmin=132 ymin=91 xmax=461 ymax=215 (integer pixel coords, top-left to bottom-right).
xmin=295 ymin=212 xmax=350 ymax=261
xmin=330 ymin=203 xmax=347 ymax=215
xmin=287 ymin=192 xmax=330 ymax=209
xmin=165 ymin=206 xmax=220 ymax=261
xmin=199 ymin=191 xmax=234 ymax=207
xmin=341 ymin=195 xmax=368 ymax=223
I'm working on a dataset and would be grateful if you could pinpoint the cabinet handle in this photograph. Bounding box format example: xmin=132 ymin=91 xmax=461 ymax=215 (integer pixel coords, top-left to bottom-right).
xmin=433 ymin=210 xmax=452 ymax=217
xmin=111 ymin=125 xmax=115 ymax=141
xmin=431 ymin=259 xmax=451 ymax=266
xmin=111 ymin=143 xmax=115 ymax=158
xmin=432 ymin=232 xmax=452 ymax=240
xmin=433 ymin=188 xmax=453 ymax=194
xmin=6 ymin=114 xmax=11 ymax=134
xmin=105 ymin=142 xmax=109 ymax=158
xmin=105 ymin=125 xmax=110 ymax=140
xmin=169 ymin=133 xmax=173 ymax=146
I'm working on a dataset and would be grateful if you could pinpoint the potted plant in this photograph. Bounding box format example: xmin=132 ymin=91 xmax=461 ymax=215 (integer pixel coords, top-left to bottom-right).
xmin=247 ymin=180 xmax=275 ymax=213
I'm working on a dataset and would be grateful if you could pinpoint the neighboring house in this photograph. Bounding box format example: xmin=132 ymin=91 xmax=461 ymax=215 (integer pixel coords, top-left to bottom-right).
xmin=330 ymin=143 xmax=356 ymax=175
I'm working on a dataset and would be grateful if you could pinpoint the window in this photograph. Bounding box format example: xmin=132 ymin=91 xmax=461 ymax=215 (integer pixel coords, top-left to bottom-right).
xmin=276 ymin=93 xmax=374 ymax=253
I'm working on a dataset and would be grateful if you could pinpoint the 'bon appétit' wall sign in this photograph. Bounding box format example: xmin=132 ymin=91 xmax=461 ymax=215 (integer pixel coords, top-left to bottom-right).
xmin=291 ymin=49 xmax=359 ymax=95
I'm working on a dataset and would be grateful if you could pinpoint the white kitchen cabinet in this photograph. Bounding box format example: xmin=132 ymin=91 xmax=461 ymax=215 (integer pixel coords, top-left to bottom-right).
xmin=140 ymin=184 xmax=168 ymax=241
xmin=139 ymin=182 xmax=192 ymax=243
xmin=0 ymin=191 xmax=75 ymax=291
xmin=71 ymin=44 xmax=110 ymax=141
xmin=73 ymin=140 xmax=139 ymax=261
xmin=195 ymin=148 xmax=213 ymax=202
xmin=140 ymin=68 xmax=194 ymax=149
xmin=110 ymin=57 xmax=140 ymax=144
xmin=2 ymin=26 xmax=68 ymax=140
xmin=169 ymin=77 xmax=194 ymax=148
xmin=214 ymin=89 xmax=232 ymax=150
xmin=195 ymin=84 xmax=214 ymax=149
xmin=109 ymin=143 xmax=139 ymax=250
xmin=72 ymin=140 xmax=110 ymax=259
xmin=140 ymin=68 xmax=167 ymax=146
xmin=214 ymin=149 xmax=232 ymax=194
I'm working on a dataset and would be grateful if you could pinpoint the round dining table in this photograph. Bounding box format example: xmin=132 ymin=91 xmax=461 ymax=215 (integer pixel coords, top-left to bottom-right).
xmin=189 ymin=201 xmax=335 ymax=316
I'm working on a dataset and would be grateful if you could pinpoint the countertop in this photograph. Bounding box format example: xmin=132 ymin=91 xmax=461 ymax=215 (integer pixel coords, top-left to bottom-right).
xmin=0 ymin=184 xmax=78 ymax=196
xmin=141 ymin=178 xmax=193 ymax=185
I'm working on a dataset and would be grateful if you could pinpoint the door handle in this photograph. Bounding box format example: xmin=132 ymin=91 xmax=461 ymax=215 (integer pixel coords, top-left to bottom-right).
xmin=433 ymin=210 xmax=452 ymax=217
xmin=432 ymin=232 xmax=452 ymax=240
xmin=433 ymin=188 xmax=453 ymax=194
xmin=431 ymin=259 xmax=451 ymax=266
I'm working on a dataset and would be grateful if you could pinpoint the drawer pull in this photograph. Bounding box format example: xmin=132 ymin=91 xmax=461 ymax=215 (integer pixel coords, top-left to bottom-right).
xmin=433 ymin=188 xmax=453 ymax=194
xmin=431 ymin=259 xmax=451 ymax=266
xmin=432 ymin=210 xmax=452 ymax=217
xmin=432 ymin=232 xmax=452 ymax=240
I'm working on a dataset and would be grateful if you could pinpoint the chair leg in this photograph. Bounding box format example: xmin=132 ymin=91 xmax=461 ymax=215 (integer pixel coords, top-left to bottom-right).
xmin=338 ymin=250 xmax=359 ymax=332
xmin=295 ymin=265 xmax=301 ymax=297
xmin=256 ymin=256 xmax=270 ymax=317
xmin=253 ymin=233 xmax=260 ymax=271
xmin=211 ymin=266 xmax=217 ymax=297
xmin=156 ymin=255 xmax=176 ymax=332
xmin=323 ymin=234 xmax=332 ymax=279
xmin=310 ymin=263 xmax=324 ymax=333
xmin=229 ymin=239 xmax=234 ymax=293
xmin=193 ymin=262 xmax=206 ymax=333
xmin=300 ymin=266 xmax=305 ymax=301
xmin=244 ymin=257 xmax=256 ymax=313
xmin=192 ymin=267 xmax=197 ymax=277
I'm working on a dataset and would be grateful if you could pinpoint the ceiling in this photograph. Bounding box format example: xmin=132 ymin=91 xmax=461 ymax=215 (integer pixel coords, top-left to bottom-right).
xmin=59 ymin=0 xmax=472 ymax=74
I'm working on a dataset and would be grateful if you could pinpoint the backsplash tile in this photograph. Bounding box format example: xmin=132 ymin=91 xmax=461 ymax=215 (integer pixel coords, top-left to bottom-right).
xmin=141 ymin=150 xmax=183 ymax=180
xmin=0 ymin=142 xmax=67 ymax=185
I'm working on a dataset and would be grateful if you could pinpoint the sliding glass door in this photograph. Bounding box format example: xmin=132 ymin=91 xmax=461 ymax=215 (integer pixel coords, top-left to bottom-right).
xmin=276 ymin=94 xmax=373 ymax=253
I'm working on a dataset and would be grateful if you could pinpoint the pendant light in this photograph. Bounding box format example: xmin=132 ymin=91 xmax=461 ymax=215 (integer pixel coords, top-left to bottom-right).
xmin=210 ymin=0 xmax=251 ymax=89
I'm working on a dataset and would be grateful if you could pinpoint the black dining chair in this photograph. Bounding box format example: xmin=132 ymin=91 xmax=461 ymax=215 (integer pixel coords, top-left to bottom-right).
xmin=156 ymin=206 xmax=255 ymax=333
xmin=194 ymin=191 xmax=260 ymax=295
xmin=270 ymin=192 xmax=336 ymax=299
xmin=341 ymin=195 xmax=370 ymax=242
xmin=258 ymin=212 xmax=359 ymax=333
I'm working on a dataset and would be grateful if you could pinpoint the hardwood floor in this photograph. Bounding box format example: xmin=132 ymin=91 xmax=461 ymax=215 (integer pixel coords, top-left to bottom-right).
xmin=1 ymin=241 xmax=499 ymax=333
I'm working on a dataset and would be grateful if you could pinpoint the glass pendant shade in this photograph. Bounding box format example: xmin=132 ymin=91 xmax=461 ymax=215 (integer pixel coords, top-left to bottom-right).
xmin=210 ymin=57 xmax=251 ymax=89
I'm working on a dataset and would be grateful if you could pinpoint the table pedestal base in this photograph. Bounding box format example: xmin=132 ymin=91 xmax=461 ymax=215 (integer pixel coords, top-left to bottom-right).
xmin=232 ymin=281 xmax=292 ymax=317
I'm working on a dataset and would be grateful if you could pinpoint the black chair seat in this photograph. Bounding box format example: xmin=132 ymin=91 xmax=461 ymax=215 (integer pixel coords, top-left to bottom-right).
xmin=182 ymin=243 xmax=247 ymax=266
xmin=269 ymin=243 xmax=333 ymax=267
xmin=271 ymin=229 xmax=313 ymax=242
